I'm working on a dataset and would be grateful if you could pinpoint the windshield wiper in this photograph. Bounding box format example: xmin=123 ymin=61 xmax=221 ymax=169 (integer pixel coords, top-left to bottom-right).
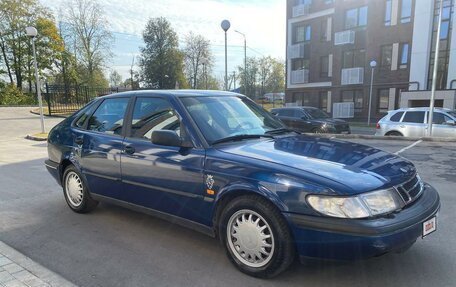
xmin=265 ymin=128 xmax=300 ymax=135
xmin=211 ymin=134 xmax=274 ymax=145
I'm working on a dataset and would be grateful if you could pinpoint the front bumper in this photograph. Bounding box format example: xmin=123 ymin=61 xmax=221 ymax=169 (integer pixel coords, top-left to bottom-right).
xmin=285 ymin=183 xmax=440 ymax=260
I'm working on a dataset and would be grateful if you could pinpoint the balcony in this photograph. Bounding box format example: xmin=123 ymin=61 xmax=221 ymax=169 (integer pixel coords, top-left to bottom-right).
xmin=290 ymin=69 xmax=309 ymax=84
xmin=334 ymin=30 xmax=355 ymax=45
xmin=292 ymin=4 xmax=310 ymax=18
xmin=287 ymin=43 xmax=308 ymax=59
xmin=341 ymin=67 xmax=364 ymax=85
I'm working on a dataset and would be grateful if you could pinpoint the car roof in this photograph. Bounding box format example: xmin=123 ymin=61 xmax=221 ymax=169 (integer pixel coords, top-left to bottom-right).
xmin=390 ymin=107 xmax=452 ymax=113
xmin=99 ymin=89 xmax=242 ymax=99
xmin=271 ymin=106 xmax=316 ymax=110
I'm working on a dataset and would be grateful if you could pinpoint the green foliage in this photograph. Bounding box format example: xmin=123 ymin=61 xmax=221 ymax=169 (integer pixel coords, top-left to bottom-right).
xmin=0 ymin=84 xmax=36 ymax=105
xmin=139 ymin=17 xmax=186 ymax=89
xmin=237 ymin=56 xmax=285 ymax=99
xmin=0 ymin=0 xmax=64 ymax=89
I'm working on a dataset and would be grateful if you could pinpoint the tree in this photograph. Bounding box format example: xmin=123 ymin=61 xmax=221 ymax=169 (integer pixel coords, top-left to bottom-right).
xmin=183 ymin=32 xmax=213 ymax=89
xmin=109 ymin=70 xmax=122 ymax=87
xmin=63 ymin=0 xmax=113 ymax=88
xmin=139 ymin=17 xmax=186 ymax=89
xmin=237 ymin=56 xmax=285 ymax=99
xmin=0 ymin=0 xmax=64 ymax=89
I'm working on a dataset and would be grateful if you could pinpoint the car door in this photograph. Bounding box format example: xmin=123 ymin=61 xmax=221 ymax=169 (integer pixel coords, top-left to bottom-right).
xmin=400 ymin=111 xmax=426 ymax=137
xmin=120 ymin=96 xmax=207 ymax=223
xmin=430 ymin=112 xmax=456 ymax=137
xmin=275 ymin=109 xmax=296 ymax=128
xmin=293 ymin=109 xmax=314 ymax=132
xmin=78 ymin=97 xmax=130 ymax=199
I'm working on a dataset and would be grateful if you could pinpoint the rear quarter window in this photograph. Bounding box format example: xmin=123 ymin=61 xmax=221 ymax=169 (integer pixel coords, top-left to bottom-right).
xmin=389 ymin=111 xmax=404 ymax=122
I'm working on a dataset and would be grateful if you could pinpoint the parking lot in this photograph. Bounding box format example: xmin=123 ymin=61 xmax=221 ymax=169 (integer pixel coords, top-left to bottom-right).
xmin=0 ymin=107 xmax=455 ymax=287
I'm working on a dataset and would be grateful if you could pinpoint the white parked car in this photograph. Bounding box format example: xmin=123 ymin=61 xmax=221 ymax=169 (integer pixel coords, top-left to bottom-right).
xmin=375 ymin=107 xmax=456 ymax=137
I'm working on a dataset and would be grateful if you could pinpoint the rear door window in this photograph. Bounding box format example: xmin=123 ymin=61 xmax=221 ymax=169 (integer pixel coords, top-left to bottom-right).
xmin=87 ymin=98 xmax=129 ymax=135
xmin=390 ymin=111 xmax=404 ymax=122
xmin=402 ymin=111 xmax=425 ymax=123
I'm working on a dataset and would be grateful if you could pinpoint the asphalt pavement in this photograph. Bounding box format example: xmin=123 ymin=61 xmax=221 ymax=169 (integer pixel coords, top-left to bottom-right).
xmin=0 ymin=107 xmax=454 ymax=287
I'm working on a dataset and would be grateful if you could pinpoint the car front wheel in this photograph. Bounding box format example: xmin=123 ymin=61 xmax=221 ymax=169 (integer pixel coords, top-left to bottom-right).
xmin=62 ymin=165 xmax=98 ymax=213
xmin=219 ymin=195 xmax=295 ymax=278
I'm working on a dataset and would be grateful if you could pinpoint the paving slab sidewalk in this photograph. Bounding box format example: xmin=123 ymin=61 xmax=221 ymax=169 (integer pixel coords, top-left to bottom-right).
xmin=0 ymin=241 xmax=75 ymax=287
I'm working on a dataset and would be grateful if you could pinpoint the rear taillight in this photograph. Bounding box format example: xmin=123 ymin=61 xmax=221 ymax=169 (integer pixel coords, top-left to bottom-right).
xmin=376 ymin=123 xmax=380 ymax=129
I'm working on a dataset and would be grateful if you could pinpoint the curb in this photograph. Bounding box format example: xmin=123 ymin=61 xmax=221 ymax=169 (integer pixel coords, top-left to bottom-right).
xmin=29 ymin=109 xmax=68 ymax=118
xmin=25 ymin=134 xmax=48 ymax=141
xmin=307 ymin=133 xmax=456 ymax=142
xmin=0 ymin=241 xmax=76 ymax=287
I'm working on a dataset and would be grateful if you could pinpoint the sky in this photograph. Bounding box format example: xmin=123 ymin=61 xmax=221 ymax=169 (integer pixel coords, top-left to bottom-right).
xmin=40 ymin=0 xmax=286 ymax=83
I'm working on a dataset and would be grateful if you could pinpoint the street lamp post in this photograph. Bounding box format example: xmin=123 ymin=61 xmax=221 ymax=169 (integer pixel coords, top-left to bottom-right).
xmin=235 ymin=30 xmax=247 ymax=95
xmin=26 ymin=26 xmax=45 ymax=134
xmin=367 ymin=60 xmax=377 ymax=126
xmin=428 ymin=1 xmax=444 ymax=137
xmin=221 ymin=20 xmax=231 ymax=91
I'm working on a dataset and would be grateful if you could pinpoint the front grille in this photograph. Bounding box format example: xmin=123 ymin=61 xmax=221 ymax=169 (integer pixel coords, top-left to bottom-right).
xmin=395 ymin=174 xmax=424 ymax=205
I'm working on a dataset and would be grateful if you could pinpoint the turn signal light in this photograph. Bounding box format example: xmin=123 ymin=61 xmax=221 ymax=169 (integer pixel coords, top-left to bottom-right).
xmin=376 ymin=123 xmax=380 ymax=129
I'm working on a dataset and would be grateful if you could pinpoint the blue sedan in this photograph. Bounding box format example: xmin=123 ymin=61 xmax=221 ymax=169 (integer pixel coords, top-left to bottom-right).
xmin=45 ymin=91 xmax=440 ymax=278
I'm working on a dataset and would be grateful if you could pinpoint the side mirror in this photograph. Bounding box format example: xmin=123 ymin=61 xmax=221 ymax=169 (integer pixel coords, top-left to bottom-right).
xmin=301 ymin=116 xmax=309 ymax=120
xmin=152 ymin=130 xmax=191 ymax=147
xmin=445 ymin=120 xmax=456 ymax=126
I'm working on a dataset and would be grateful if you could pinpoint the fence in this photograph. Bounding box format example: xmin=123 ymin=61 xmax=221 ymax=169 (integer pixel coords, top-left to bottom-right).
xmin=44 ymin=84 xmax=122 ymax=116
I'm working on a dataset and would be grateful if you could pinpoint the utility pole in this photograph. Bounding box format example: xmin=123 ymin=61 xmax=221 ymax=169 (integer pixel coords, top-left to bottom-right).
xmin=428 ymin=1 xmax=444 ymax=136
xmin=235 ymin=30 xmax=247 ymax=94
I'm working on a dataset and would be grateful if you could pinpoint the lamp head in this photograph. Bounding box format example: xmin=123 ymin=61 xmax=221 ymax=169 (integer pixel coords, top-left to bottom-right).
xmin=221 ymin=20 xmax=231 ymax=32
xmin=26 ymin=27 xmax=38 ymax=38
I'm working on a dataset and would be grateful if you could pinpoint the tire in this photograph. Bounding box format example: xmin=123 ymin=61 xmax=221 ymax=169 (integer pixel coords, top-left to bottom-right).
xmin=386 ymin=131 xmax=403 ymax=136
xmin=218 ymin=195 xmax=295 ymax=278
xmin=62 ymin=165 xmax=98 ymax=213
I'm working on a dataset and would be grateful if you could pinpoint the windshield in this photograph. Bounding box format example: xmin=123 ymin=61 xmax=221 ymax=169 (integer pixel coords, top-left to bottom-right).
xmin=305 ymin=108 xmax=331 ymax=119
xmin=180 ymin=96 xmax=284 ymax=144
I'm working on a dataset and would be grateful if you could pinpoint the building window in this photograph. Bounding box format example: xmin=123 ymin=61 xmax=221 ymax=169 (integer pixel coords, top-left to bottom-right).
xmin=296 ymin=0 xmax=312 ymax=5
xmin=292 ymin=59 xmax=309 ymax=71
xmin=400 ymin=0 xmax=412 ymax=23
xmin=381 ymin=45 xmax=393 ymax=67
xmin=321 ymin=18 xmax=327 ymax=41
xmin=345 ymin=6 xmax=368 ymax=29
xmin=320 ymin=56 xmax=329 ymax=77
xmin=295 ymin=24 xmax=312 ymax=43
xmin=341 ymin=90 xmax=363 ymax=113
xmin=324 ymin=0 xmax=334 ymax=4
xmin=342 ymin=49 xmax=366 ymax=68
xmin=400 ymin=43 xmax=410 ymax=68
xmin=385 ymin=0 xmax=392 ymax=25
xmin=427 ymin=0 xmax=454 ymax=90
xmin=319 ymin=91 xmax=328 ymax=111
xmin=440 ymin=4 xmax=452 ymax=40
xmin=378 ymin=89 xmax=389 ymax=113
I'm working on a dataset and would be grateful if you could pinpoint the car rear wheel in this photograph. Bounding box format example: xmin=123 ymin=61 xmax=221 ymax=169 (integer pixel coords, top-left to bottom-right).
xmin=386 ymin=131 xmax=403 ymax=136
xmin=218 ymin=195 xmax=295 ymax=278
xmin=63 ymin=165 xmax=98 ymax=213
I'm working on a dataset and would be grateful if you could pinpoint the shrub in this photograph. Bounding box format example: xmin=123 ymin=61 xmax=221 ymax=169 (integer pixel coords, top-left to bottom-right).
xmin=0 ymin=84 xmax=37 ymax=105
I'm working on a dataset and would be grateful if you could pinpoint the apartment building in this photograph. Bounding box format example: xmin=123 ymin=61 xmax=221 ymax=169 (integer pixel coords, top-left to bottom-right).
xmin=285 ymin=0 xmax=456 ymax=120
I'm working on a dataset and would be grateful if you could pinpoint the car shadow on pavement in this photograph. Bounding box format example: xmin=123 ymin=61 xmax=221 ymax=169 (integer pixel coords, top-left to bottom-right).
xmin=0 ymin=158 xmax=452 ymax=287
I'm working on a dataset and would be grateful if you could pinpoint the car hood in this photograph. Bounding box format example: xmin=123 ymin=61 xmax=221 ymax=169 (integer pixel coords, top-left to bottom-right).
xmin=215 ymin=135 xmax=415 ymax=195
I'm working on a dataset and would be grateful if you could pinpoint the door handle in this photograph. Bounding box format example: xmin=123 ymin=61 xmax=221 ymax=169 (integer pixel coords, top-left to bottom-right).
xmin=75 ymin=136 xmax=84 ymax=145
xmin=400 ymin=125 xmax=405 ymax=128
xmin=124 ymin=145 xmax=135 ymax=155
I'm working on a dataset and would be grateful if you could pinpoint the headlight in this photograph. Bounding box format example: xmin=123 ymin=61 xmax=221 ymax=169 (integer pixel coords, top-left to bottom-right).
xmin=307 ymin=188 xmax=404 ymax=219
